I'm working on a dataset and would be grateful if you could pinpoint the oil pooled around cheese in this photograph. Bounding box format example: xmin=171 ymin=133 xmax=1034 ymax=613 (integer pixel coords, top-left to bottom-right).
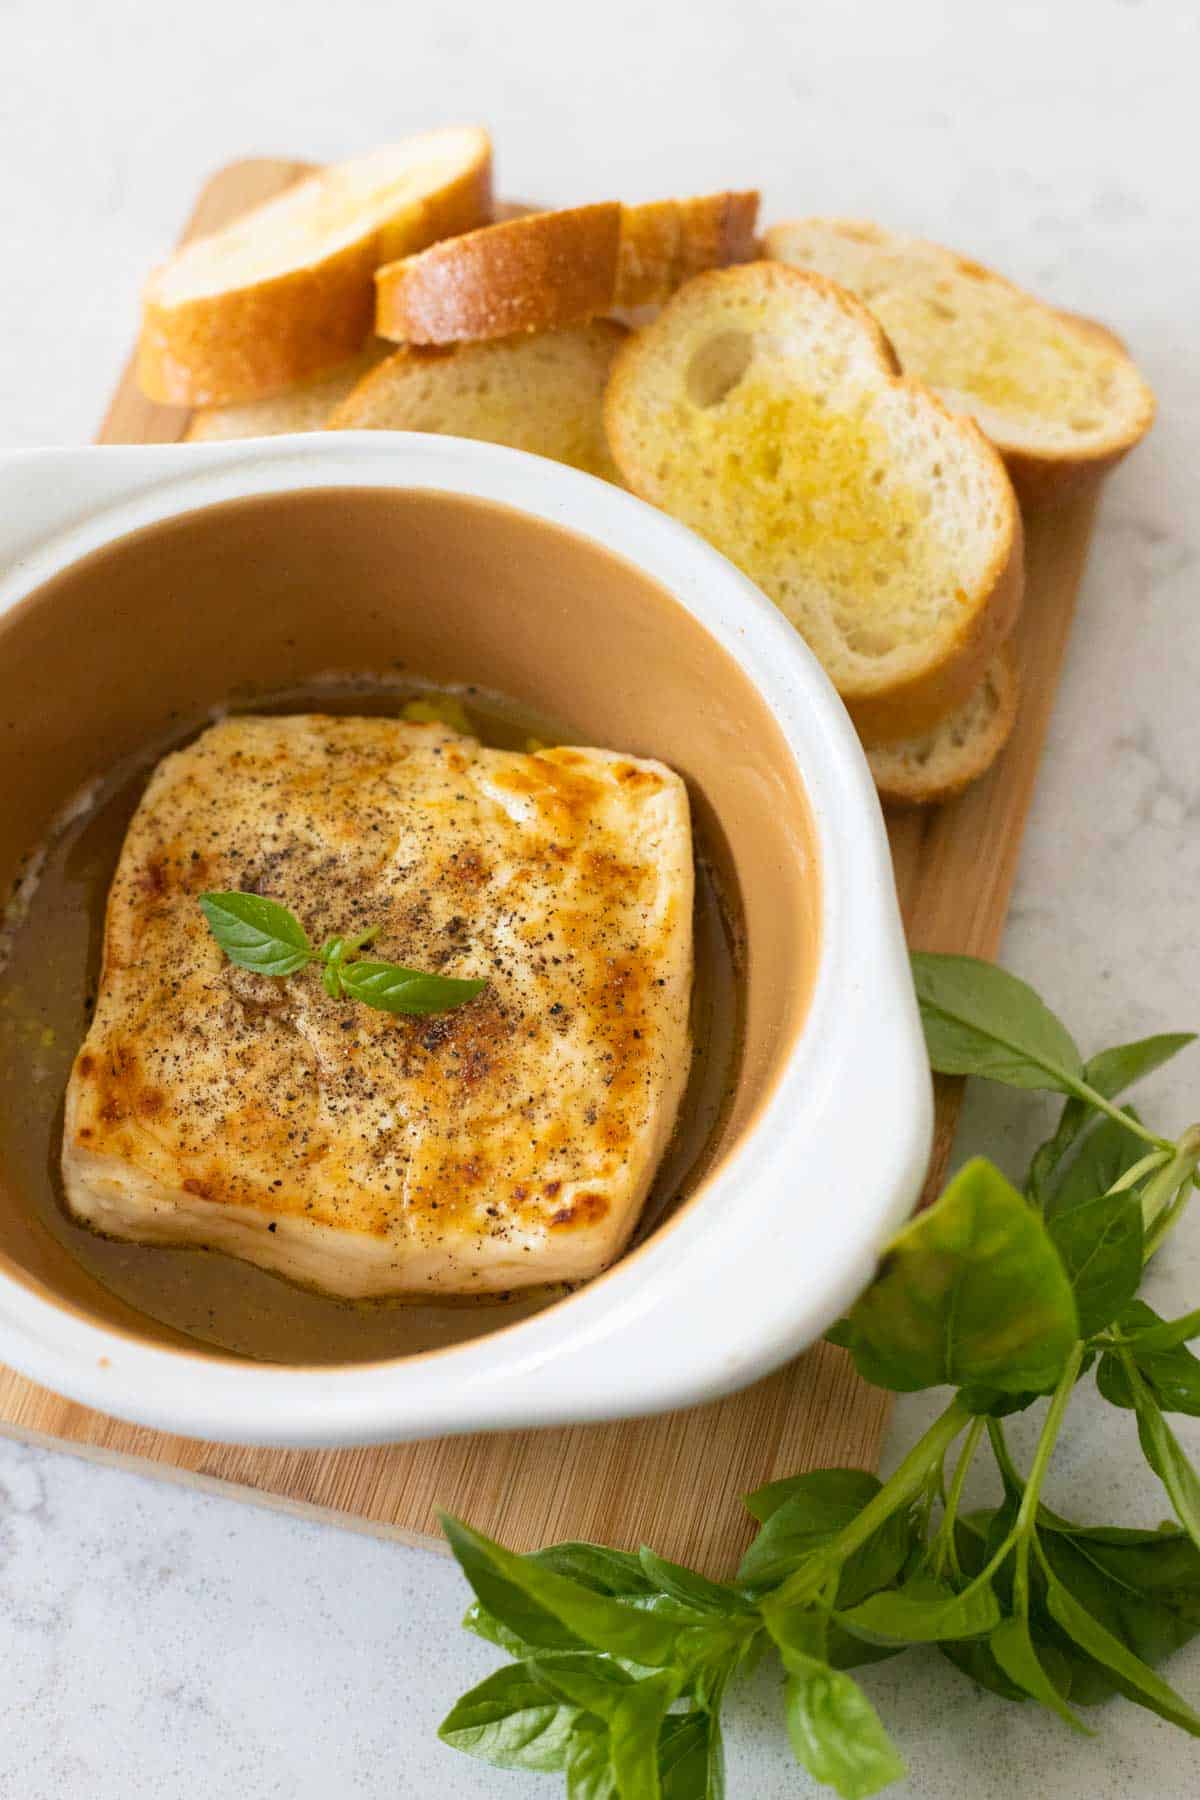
xmin=0 ymin=677 xmax=742 ymax=1365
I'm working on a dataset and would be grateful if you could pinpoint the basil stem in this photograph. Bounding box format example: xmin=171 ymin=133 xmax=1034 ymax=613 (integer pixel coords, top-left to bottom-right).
xmin=931 ymin=1416 xmax=986 ymax=1582
xmin=772 ymin=1396 xmax=973 ymax=1610
xmin=1143 ymin=1127 xmax=1200 ymax=1261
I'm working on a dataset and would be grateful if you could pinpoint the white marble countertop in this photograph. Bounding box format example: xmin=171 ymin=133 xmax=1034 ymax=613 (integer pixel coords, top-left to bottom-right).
xmin=2 ymin=0 xmax=1199 ymax=1793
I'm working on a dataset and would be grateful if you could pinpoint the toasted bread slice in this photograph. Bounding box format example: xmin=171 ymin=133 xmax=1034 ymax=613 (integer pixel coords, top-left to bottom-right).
xmin=374 ymin=192 xmax=760 ymax=343
xmin=868 ymin=647 xmax=1018 ymax=804
xmin=138 ymin=129 xmax=492 ymax=406
xmin=375 ymin=204 xmax=622 ymax=344
xmin=764 ymin=219 xmax=1154 ymax=500
xmin=604 ymin=263 xmax=1022 ymax=743
xmin=328 ymin=323 xmax=625 ymax=480
xmin=616 ymin=192 xmax=760 ymax=307
xmin=185 ymin=343 xmax=391 ymax=441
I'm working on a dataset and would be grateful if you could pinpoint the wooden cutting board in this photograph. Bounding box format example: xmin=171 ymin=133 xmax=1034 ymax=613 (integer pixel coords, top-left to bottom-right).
xmin=0 ymin=159 xmax=1102 ymax=1572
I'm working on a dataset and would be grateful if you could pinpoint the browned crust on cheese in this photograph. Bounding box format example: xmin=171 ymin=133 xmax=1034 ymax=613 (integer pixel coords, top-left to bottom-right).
xmin=604 ymin=262 xmax=1024 ymax=747
xmin=375 ymin=205 xmax=622 ymax=344
xmin=137 ymin=136 xmax=493 ymax=406
xmin=615 ymin=191 xmax=760 ymax=307
xmin=869 ymin=644 xmax=1020 ymax=805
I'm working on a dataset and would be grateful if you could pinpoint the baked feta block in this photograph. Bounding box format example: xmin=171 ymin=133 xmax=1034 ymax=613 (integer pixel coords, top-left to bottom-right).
xmin=62 ymin=714 xmax=693 ymax=1298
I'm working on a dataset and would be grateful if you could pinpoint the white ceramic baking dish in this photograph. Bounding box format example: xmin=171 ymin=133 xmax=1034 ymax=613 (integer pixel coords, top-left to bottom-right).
xmin=0 ymin=435 xmax=931 ymax=1446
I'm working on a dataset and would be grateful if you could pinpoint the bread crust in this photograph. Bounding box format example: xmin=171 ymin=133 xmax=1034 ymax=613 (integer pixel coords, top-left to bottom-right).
xmin=848 ymin=484 xmax=1023 ymax=745
xmin=184 ymin=343 xmax=391 ymax=441
xmin=375 ymin=192 xmax=762 ymax=344
xmin=604 ymin=262 xmax=1024 ymax=747
xmin=137 ymin=132 xmax=493 ymax=406
xmin=869 ymin=644 xmax=1019 ymax=806
xmin=764 ymin=218 xmax=1155 ymax=501
xmin=616 ymin=192 xmax=760 ymax=307
xmin=1000 ymin=314 xmax=1152 ymax=504
xmin=376 ymin=205 xmax=623 ymax=343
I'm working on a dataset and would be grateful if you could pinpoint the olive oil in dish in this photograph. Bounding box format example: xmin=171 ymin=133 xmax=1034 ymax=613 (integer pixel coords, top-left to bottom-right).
xmin=0 ymin=678 xmax=742 ymax=1365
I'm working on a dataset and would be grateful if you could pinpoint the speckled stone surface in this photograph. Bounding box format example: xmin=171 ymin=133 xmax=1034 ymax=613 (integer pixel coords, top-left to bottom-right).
xmin=2 ymin=0 xmax=1200 ymax=1793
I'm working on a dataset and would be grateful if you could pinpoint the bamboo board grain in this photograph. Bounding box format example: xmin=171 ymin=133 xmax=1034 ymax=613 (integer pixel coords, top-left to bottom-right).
xmin=0 ymin=158 xmax=1101 ymax=1572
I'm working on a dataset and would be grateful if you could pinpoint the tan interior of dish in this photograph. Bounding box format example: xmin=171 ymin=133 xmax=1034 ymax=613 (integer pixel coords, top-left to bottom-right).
xmin=0 ymin=487 xmax=819 ymax=1362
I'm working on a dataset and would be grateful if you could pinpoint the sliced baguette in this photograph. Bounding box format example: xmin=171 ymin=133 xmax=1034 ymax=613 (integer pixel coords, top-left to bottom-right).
xmin=138 ymin=129 xmax=492 ymax=406
xmin=328 ymin=324 xmax=625 ymax=480
xmin=764 ymin=218 xmax=1154 ymax=500
xmin=604 ymin=263 xmax=1023 ymax=744
xmin=374 ymin=192 xmax=760 ymax=343
xmin=867 ymin=647 xmax=1018 ymax=804
xmin=185 ymin=343 xmax=391 ymax=441
xmin=616 ymin=192 xmax=760 ymax=307
xmin=375 ymin=204 xmax=622 ymax=344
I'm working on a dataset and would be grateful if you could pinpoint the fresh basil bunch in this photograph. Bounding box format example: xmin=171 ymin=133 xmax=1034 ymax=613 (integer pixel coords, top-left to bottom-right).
xmin=437 ymin=952 xmax=1200 ymax=1798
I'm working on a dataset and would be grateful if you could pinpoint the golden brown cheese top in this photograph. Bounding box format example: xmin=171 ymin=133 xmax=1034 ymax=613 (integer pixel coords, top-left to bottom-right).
xmin=66 ymin=715 xmax=693 ymax=1276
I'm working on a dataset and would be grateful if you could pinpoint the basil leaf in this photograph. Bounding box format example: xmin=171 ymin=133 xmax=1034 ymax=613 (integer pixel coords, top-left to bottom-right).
xmin=536 ymin=1660 xmax=681 ymax=1800
xmin=741 ymin=1468 xmax=881 ymax=1526
xmin=1124 ymin=1307 xmax=1200 ymax=1353
xmin=437 ymin=1663 xmax=580 ymax=1770
xmin=940 ymin=1634 xmax=1030 ymax=1702
xmin=826 ymin=1624 xmax=905 ymax=1670
xmin=1082 ymin=1035 xmax=1196 ymax=1106
xmin=638 ymin=1550 xmax=756 ymax=1616
xmin=1096 ymin=1352 xmax=1132 ymax=1406
xmin=444 ymin=1524 xmax=630 ymax=1656
xmin=338 ymin=959 xmax=486 ymax=1016
xmin=1043 ymin=1110 xmax=1149 ymax=1224
xmin=198 ymin=891 xmax=313 ymax=975
xmin=835 ymin=1159 xmax=1079 ymax=1394
xmin=765 ymin=1591 xmax=906 ymax=1672
xmin=1038 ymin=1525 xmax=1200 ymax=1674
xmin=952 ymin=1511 xmax=996 ymax=1579
xmin=567 ymin=1723 xmax=619 ymax=1800
xmin=989 ymin=1613 xmax=1089 ymax=1730
xmin=743 ymin=1468 xmax=882 ymax=1528
xmin=911 ymin=953 xmax=1083 ymax=1091
xmin=529 ymin=1652 xmax=636 ymax=1714
xmin=959 ymin=1386 xmax=1041 ymax=1418
xmin=1025 ymin=1034 xmax=1191 ymax=1205
xmin=738 ymin=1476 xmax=883 ymax=1588
xmin=610 ymin=1670 xmax=680 ymax=1800
xmin=784 ymin=1659 xmax=906 ymax=1800
xmin=462 ymin=1600 xmax=553 ymax=1661
xmin=1041 ymin=1553 xmax=1200 ymax=1733
xmin=1098 ymin=1303 xmax=1200 ymax=1415
xmin=762 ymin=1597 xmax=831 ymax=1668
xmin=1030 ymin=1634 xmax=1120 ymax=1707
xmin=1099 ymin=1347 xmax=1200 ymax=1417
xmin=1133 ymin=1391 xmax=1200 ymax=1552
xmin=442 ymin=1515 xmax=698 ymax=1668
xmin=463 ymin=1548 xmax=671 ymax=1664
xmin=1135 ymin=1345 xmax=1200 ymax=1415
xmin=1046 ymin=1180 xmax=1144 ymax=1338
xmin=835 ymin=1574 xmax=1001 ymax=1645
xmin=835 ymin=1509 xmax=916 ymax=1610
xmin=659 ymin=1709 xmax=724 ymax=1800
xmin=534 ymin=1544 xmax=659 ymax=1597
xmin=1036 ymin=1511 xmax=1184 ymax=1546
xmin=464 ymin=1599 xmax=668 ymax=1676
